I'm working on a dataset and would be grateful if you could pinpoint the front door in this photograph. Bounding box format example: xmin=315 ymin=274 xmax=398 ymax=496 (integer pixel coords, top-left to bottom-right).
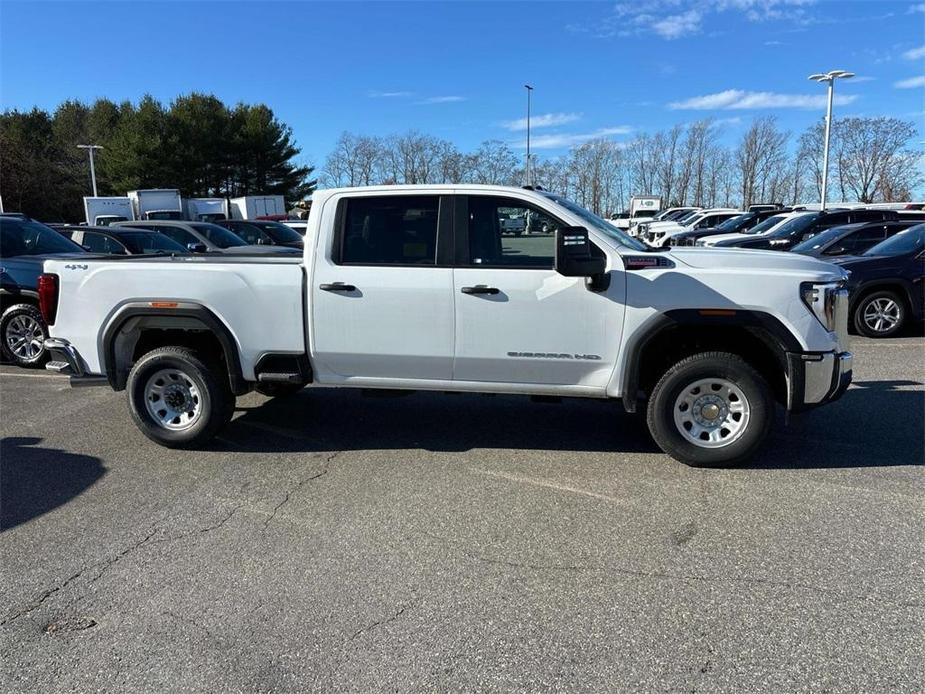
xmin=452 ymin=195 xmax=624 ymax=388
xmin=311 ymin=193 xmax=455 ymax=382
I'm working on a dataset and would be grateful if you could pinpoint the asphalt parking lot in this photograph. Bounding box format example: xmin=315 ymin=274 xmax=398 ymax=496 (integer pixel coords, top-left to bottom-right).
xmin=1 ymin=334 xmax=923 ymax=692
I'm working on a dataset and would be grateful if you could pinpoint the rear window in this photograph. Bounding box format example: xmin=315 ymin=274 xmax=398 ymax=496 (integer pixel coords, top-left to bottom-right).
xmin=339 ymin=196 xmax=439 ymax=265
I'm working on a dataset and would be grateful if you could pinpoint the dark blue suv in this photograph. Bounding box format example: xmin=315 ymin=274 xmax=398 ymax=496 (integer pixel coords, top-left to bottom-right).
xmin=0 ymin=216 xmax=86 ymax=366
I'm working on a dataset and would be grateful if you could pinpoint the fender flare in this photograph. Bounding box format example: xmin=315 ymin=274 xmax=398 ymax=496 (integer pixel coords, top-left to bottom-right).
xmin=619 ymin=309 xmax=801 ymax=412
xmin=100 ymin=302 xmax=245 ymax=393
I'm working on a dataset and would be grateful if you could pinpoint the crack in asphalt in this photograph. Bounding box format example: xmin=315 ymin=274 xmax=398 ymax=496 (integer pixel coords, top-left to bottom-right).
xmin=348 ymin=602 xmax=416 ymax=643
xmin=262 ymin=452 xmax=339 ymax=531
xmin=417 ymin=528 xmax=923 ymax=610
xmin=1 ymin=505 xmax=243 ymax=628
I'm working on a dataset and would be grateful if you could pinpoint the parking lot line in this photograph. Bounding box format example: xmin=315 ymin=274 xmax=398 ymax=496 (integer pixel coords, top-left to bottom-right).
xmin=472 ymin=467 xmax=630 ymax=505
xmin=0 ymin=372 xmax=66 ymax=379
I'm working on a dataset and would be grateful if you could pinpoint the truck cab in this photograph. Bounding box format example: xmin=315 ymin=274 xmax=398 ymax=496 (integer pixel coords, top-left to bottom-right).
xmin=42 ymin=185 xmax=852 ymax=467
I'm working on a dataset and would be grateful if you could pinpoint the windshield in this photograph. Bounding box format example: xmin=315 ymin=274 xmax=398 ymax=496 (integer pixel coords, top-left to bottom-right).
xmin=713 ymin=213 xmax=753 ymax=232
xmin=767 ymin=212 xmax=821 ymax=238
xmin=544 ymin=193 xmax=647 ymax=251
xmin=790 ymin=226 xmax=852 ymax=253
xmin=675 ymin=210 xmax=701 ymax=224
xmin=744 ymin=214 xmax=788 ymax=235
xmin=0 ymin=218 xmax=85 ymax=256
xmin=118 ymin=232 xmax=189 ymax=255
xmin=632 ymin=209 xmax=658 ymax=219
xmin=190 ymin=223 xmax=248 ymax=248
xmin=863 ymin=224 xmax=925 ymax=256
xmin=251 ymin=221 xmax=303 ymax=244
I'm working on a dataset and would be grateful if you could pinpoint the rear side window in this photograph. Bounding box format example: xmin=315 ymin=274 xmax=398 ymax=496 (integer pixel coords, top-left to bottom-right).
xmin=339 ymin=196 xmax=439 ymax=265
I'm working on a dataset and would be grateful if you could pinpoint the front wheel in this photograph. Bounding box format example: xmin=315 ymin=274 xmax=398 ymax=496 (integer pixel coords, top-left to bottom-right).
xmin=126 ymin=346 xmax=235 ymax=448
xmin=853 ymin=290 xmax=906 ymax=338
xmin=646 ymin=352 xmax=774 ymax=467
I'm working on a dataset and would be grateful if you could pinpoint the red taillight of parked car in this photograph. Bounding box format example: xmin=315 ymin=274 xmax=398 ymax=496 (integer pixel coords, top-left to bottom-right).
xmin=37 ymin=273 xmax=59 ymax=326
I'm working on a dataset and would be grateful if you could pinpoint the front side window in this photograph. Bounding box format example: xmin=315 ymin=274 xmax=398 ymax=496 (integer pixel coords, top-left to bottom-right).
xmin=190 ymin=223 xmax=247 ymax=248
xmin=226 ymin=222 xmax=273 ymax=246
xmin=340 ymin=196 xmax=439 ymax=265
xmin=467 ymin=196 xmax=560 ymax=268
xmin=81 ymin=232 xmax=127 ymax=254
xmin=160 ymin=227 xmax=197 ymax=247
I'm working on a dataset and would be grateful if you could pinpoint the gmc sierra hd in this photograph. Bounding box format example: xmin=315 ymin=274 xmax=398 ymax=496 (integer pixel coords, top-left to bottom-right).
xmin=40 ymin=185 xmax=852 ymax=467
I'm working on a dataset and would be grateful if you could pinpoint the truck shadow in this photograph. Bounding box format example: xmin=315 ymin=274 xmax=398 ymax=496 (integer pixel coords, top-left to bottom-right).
xmin=0 ymin=437 xmax=106 ymax=532
xmin=222 ymin=390 xmax=660 ymax=455
xmin=219 ymin=380 xmax=923 ymax=469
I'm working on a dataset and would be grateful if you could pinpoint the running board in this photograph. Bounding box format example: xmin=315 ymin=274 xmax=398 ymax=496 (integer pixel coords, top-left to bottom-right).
xmin=257 ymin=372 xmax=303 ymax=383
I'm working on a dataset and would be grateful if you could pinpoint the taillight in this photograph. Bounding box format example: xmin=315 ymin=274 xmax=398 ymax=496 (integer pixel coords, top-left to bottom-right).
xmin=38 ymin=273 xmax=59 ymax=325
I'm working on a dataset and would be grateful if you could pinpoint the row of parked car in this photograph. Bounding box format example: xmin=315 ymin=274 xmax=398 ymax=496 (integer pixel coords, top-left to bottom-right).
xmin=0 ymin=214 xmax=306 ymax=367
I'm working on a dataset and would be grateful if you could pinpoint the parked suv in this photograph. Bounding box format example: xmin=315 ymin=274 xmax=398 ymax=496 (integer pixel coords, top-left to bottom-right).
xmin=834 ymin=223 xmax=925 ymax=338
xmin=713 ymin=209 xmax=899 ymax=251
xmin=113 ymin=220 xmax=300 ymax=255
xmin=669 ymin=208 xmax=793 ymax=247
xmin=59 ymin=226 xmax=190 ymax=255
xmin=0 ymin=216 xmax=87 ymax=366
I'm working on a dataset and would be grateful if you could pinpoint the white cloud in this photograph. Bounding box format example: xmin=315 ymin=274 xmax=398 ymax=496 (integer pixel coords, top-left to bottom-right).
xmin=669 ymin=89 xmax=858 ymax=110
xmin=910 ymin=3 xmax=925 ymax=13
xmin=764 ymin=40 xmax=784 ymax=46
xmin=526 ymin=126 xmax=633 ymax=150
xmin=652 ymin=10 xmax=702 ymax=39
xmin=903 ymin=45 xmax=925 ymax=60
xmin=501 ymin=112 xmax=582 ymax=131
xmin=894 ymin=75 xmax=925 ymax=89
xmin=417 ymin=96 xmax=467 ymax=104
xmin=368 ymin=90 xmax=412 ymax=98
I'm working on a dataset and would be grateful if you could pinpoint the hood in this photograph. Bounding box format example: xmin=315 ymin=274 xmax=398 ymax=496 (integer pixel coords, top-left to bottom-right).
xmin=701 ymin=232 xmax=752 ymax=245
xmin=667 ymin=247 xmax=847 ymax=280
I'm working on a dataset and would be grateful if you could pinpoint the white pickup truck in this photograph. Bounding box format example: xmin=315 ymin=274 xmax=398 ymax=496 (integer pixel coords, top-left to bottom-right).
xmin=40 ymin=185 xmax=852 ymax=467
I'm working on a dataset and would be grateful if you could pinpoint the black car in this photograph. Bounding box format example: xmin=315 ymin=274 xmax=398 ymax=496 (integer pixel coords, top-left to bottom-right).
xmin=714 ymin=208 xmax=899 ymax=250
xmin=790 ymin=221 xmax=916 ymax=258
xmin=0 ymin=216 xmax=87 ymax=366
xmin=59 ymin=225 xmax=190 ymax=255
xmin=216 ymin=219 xmax=304 ymax=249
xmin=834 ymin=223 xmax=925 ymax=338
xmin=669 ymin=208 xmax=791 ymax=247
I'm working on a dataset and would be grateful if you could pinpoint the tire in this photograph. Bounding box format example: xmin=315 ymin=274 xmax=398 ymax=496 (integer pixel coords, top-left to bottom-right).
xmin=1 ymin=304 xmax=49 ymax=368
xmin=646 ymin=352 xmax=774 ymax=467
xmin=853 ymin=290 xmax=906 ymax=338
xmin=255 ymin=381 xmax=304 ymax=398
xmin=126 ymin=346 xmax=235 ymax=448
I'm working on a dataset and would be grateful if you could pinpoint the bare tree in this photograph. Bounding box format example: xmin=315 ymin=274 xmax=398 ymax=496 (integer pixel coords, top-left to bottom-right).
xmin=735 ymin=116 xmax=788 ymax=208
xmin=470 ymin=140 xmax=518 ymax=185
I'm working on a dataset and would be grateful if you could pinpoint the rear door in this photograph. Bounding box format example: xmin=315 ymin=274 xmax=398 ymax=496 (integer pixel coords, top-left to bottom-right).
xmin=451 ymin=194 xmax=623 ymax=388
xmin=310 ymin=193 xmax=455 ymax=381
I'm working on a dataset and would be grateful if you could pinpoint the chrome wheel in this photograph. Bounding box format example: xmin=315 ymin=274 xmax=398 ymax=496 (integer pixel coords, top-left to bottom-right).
xmin=5 ymin=314 xmax=45 ymax=362
xmin=863 ymin=298 xmax=901 ymax=334
xmin=673 ymin=377 xmax=750 ymax=449
xmin=143 ymin=369 xmax=203 ymax=431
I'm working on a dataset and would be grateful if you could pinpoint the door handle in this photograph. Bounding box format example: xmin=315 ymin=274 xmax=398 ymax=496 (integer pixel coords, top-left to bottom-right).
xmin=319 ymin=282 xmax=357 ymax=292
xmin=461 ymin=285 xmax=500 ymax=295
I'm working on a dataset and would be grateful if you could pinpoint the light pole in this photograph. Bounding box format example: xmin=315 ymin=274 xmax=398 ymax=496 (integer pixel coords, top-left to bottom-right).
xmin=524 ymin=84 xmax=533 ymax=187
xmin=808 ymin=70 xmax=854 ymax=210
xmin=77 ymin=144 xmax=104 ymax=197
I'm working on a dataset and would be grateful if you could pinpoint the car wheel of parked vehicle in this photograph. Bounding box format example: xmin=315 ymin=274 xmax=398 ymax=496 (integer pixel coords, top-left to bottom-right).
xmin=853 ymin=290 xmax=906 ymax=338
xmin=255 ymin=382 xmax=304 ymax=398
xmin=646 ymin=352 xmax=774 ymax=467
xmin=126 ymin=346 xmax=234 ymax=448
xmin=1 ymin=304 xmax=48 ymax=368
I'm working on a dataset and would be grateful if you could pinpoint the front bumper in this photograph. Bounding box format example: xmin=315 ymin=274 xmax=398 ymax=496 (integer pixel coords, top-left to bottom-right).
xmin=44 ymin=338 xmax=108 ymax=387
xmin=786 ymin=350 xmax=853 ymax=412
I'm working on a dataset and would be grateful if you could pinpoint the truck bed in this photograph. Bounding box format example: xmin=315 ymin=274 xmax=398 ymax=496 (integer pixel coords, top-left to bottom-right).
xmin=44 ymin=254 xmax=307 ymax=379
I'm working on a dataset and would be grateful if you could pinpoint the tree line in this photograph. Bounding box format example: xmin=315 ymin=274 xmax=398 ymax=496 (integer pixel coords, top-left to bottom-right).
xmin=323 ymin=116 xmax=922 ymax=216
xmin=1 ymin=93 xmax=316 ymax=221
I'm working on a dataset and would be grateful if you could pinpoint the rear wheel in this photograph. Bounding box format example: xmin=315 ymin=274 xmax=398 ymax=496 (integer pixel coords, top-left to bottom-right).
xmin=853 ymin=290 xmax=906 ymax=338
xmin=126 ymin=347 xmax=234 ymax=448
xmin=646 ymin=352 xmax=774 ymax=467
xmin=1 ymin=304 xmax=48 ymax=368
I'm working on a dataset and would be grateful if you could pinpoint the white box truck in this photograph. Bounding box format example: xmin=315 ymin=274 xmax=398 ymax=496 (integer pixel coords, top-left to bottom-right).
xmin=229 ymin=195 xmax=286 ymax=220
xmin=128 ymin=189 xmax=183 ymax=221
xmin=609 ymin=196 xmax=663 ymax=230
xmin=83 ymin=197 xmax=134 ymax=226
xmin=183 ymin=197 xmax=229 ymax=222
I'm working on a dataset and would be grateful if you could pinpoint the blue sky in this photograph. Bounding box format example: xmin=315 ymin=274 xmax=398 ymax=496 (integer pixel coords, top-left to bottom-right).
xmin=2 ymin=0 xmax=923 ymax=168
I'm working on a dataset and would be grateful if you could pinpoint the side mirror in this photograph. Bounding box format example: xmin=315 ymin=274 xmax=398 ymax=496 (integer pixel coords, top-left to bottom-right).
xmin=555 ymin=226 xmax=606 ymax=278
xmin=187 ymin=243 xmax=207 ymax=253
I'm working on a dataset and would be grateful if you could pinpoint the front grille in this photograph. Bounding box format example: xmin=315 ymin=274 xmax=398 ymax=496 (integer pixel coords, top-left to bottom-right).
xmin=834 ymin=288 xmax=850 ymax=348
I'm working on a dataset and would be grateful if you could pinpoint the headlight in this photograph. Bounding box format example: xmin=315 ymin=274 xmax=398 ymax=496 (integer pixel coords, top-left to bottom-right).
xmin=801 ymin=281 xmax=841 ymax=332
